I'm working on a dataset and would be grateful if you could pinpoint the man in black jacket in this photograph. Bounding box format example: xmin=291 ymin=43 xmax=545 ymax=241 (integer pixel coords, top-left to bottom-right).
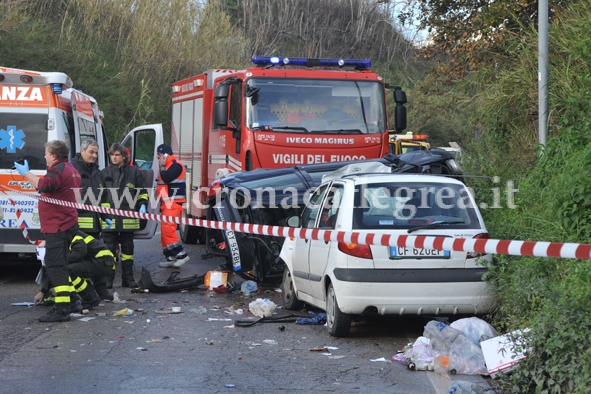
xmin=101 ymin=144 xmax=148 ymax=288
xmin=70 ymin=139 xmax=114 ymax=300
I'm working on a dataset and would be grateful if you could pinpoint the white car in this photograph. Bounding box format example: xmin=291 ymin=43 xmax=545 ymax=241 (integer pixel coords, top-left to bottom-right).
xmin=279 ymin=166 xmax=495 ymax=337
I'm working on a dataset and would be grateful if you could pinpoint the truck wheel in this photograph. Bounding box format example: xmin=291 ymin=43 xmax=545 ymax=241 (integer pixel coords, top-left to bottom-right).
xmin=281 ymin=268 xmax=304 ymax=310
xmin=180 ymin=211 xmax=199 ymax=244
xmin=326 ymin=283 xmax=351 ymax=337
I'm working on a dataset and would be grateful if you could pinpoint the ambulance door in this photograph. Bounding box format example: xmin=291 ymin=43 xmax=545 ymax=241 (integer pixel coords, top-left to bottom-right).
xmin=92 ymin=104 xmax=108 ymax=170
xmin=120 ymin=124 xmax=163 ymax=239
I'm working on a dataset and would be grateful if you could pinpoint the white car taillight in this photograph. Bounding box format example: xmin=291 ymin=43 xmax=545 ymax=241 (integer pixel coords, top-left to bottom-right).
xmin=338 ymin=242 xmax=373 ymax=259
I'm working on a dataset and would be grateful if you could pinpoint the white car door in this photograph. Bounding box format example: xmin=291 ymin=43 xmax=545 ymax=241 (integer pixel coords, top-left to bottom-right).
xmin=292 ymin=184 xmax=329 ymax=297
xmin=308 ymin=183 xmax=345 ymax=300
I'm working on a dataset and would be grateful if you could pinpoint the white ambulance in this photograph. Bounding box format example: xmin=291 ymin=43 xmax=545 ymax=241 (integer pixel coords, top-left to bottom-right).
xmin=0 ymin=66 xmax=162 ymax=257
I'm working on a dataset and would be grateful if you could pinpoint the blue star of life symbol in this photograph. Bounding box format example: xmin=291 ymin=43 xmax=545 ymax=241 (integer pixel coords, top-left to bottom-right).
xmin=0 ymin=125 xmax=26 ymax=153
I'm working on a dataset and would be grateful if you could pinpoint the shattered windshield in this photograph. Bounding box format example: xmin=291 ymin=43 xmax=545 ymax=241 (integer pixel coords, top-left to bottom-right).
xmin=245 ymin=78 xmax=385 ymax=134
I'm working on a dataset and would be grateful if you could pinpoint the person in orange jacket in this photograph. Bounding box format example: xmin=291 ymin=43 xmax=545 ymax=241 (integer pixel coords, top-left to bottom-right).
xmin=156 ymin=144 xmax=190 ymax=268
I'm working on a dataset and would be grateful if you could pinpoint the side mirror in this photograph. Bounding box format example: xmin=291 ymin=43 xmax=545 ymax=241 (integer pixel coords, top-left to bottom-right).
xmin=214 ymin=100 xmax=228 ymax=128
xmin=286 ymin=215 xmax=301 ymax=228
xmin=394 ymin=88 xmax=407 ymax=104
xmin=214 ymin=84 xmax=229 ymax=127
xmin=393 ymin=87 xmax=407 ymax=133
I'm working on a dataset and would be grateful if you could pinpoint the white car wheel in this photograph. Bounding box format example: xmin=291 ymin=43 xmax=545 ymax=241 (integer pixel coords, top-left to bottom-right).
xmin=326 ymin=283 xmax=352 ymax=337
xmin=281 ymin=268 xmax=304 ymax=310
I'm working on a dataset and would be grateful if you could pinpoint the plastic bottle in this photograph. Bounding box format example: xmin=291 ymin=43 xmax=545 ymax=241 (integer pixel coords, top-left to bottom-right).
xmin=434 ymin=353 xmax=449 ymax=375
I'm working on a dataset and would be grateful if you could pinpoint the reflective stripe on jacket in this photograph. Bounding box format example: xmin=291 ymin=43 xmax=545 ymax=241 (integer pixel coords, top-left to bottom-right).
xmin=68 ymin=231 xmax=115 ymax=266
xmin=71 ymin=154 xmax=106 ymax=233
xmin=101 ymin=160 xmax=148 ymax=231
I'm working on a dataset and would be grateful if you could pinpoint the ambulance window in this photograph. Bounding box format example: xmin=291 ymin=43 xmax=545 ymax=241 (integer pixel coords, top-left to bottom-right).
xmin=77 ymin=118 xmax=96 ymax=139
xmin=0 ymin=113 xmax=48 ymax=170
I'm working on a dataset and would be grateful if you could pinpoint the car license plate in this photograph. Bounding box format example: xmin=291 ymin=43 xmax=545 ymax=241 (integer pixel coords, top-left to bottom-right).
xmin=390 ymin=246 xmax=450 ymax=259
xmin=225 ymin=230 xmax=242 ymax=270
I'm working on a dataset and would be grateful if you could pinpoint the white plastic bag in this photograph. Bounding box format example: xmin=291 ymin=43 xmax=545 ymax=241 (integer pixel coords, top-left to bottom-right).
xmin=406 ymin=336 xmax=434 ymax=370
xmin=423 ymin=320 xmax=463 ymax=352
xmin=248 ymin=298 xmax=276 ymax=317
xmin=448 ymin=334 xmax=488 ymax=375
xmin=392 ymin=337 xmax=435 ymax=370
xmin=450 ymin=317 xmax=498 ymax=345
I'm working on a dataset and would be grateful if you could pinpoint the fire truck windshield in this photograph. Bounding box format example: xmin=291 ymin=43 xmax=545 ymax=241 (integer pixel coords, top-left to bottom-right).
xmin=0 ymin=113 xmax=49 ymax=170
xmin=246 ymin=78 xmax=385 ymax=134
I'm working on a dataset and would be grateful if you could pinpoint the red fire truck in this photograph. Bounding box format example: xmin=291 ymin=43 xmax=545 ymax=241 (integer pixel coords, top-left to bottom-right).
xmin=172 ymin=56 xmax=407 ymax=243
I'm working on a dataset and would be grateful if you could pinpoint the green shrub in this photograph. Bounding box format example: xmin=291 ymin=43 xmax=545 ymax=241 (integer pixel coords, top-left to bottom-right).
xmin=462 ymin=2 xmax=591 ymax=392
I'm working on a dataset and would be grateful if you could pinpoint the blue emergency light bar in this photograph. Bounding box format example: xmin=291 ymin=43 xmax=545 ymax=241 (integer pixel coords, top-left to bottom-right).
xmin=252 ymin=56 xmax=371 ymax=69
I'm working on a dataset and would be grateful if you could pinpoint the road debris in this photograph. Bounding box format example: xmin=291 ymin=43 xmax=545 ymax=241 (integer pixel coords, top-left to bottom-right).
xmin=113 ymin=308 xmax=133 ymax=317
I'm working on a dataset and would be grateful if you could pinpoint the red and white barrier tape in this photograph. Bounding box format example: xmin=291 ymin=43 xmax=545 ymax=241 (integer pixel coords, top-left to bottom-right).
xmin=2 ymin=184 xmax=591 ymax=260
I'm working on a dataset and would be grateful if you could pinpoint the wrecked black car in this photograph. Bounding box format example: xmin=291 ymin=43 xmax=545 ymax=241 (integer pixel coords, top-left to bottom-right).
xmin=205 ymin=149 xmax=463 ymax=284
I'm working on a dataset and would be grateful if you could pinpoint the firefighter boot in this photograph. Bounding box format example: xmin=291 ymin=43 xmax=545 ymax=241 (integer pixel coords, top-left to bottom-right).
xmin=79 ymin=282 xmax=101 ymax=310
xmin=70 ymin=293 xmax=84 ymax=314
xmin=39 ymin=304 xmax=72 ymax=322
xmin=94 ymin=281 xmax=114 ymax=301
xmin=105 ymin=270 xmax=115 ymax=289
xmin=121 ymin=261 xmax=138 ymax=288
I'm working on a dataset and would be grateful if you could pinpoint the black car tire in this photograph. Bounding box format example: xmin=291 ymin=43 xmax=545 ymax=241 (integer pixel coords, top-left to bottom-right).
xmin=326 ymin=283 xmax=352 ymax=337
xmin=281 ymin=268 xmax=304 ymax=310
xmin=180 ymin=211 xmax=199 ymax=244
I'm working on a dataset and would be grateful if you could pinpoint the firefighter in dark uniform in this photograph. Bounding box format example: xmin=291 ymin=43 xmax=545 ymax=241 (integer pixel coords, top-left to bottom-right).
xmin=101 ymin=143 xmax=148 ymax=288
xmin=35 ymin=231 xmax=114 ymax=309
xmin=70 ymin=138 xmax=114 ymax=300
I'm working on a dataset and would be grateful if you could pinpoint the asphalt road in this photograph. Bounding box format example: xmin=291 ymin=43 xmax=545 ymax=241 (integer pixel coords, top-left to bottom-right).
xmin=0 ymin=234 xmax=494 ymax=394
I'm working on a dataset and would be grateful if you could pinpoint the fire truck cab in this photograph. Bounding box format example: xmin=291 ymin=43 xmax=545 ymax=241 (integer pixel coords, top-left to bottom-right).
xmin=170 ymin=56 xmax=408 ymax=244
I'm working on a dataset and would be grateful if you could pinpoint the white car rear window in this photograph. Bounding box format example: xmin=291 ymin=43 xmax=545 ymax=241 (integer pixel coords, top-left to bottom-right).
xmin=353 ymin=182 xmax=481 ymax=230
